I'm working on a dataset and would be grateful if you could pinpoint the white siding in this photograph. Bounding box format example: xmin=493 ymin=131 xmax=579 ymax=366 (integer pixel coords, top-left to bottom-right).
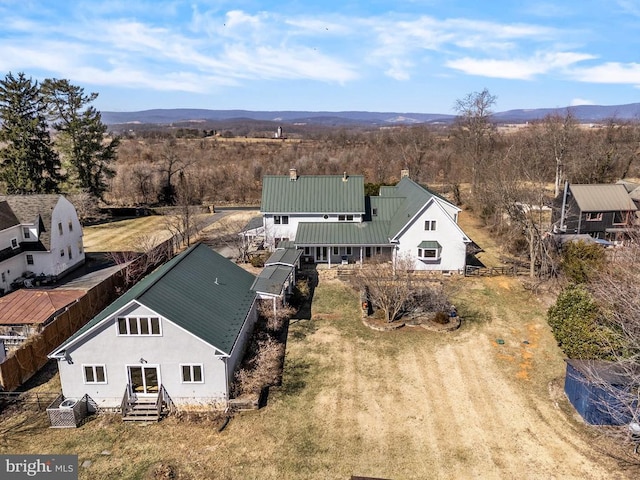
xmin=57 ymin=300 xmax=259 ymax=409
xmin=395 ymin=201 xmax=467 ymax=272
xmin=46 ymin=197 xmax=84 ymax=277
xmin=263 ymin=212 xmax=362 ymax=249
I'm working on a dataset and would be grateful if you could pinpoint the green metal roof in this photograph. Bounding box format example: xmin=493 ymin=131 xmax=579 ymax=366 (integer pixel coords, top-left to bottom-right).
xmin=295 ymin=221 xmax=390 ymax=245
xmin=266 ymin=247 xmax=302 ymax=266
xmin=251 ymin=265 xmax=293 ymax=296
xmin=51 ymin=243 xmax=257 ymax=356
xmin=369 ymin=196 xmax=406 ymax=222
xmin=417 ymin=240 xmax=442 ymax=249
xmin=261 ymin=175 xmax=365 ymax=213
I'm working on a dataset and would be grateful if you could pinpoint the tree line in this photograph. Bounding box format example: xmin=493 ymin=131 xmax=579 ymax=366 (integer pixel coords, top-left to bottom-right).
xmin=0 ymin=72 xmax=117 ymax=199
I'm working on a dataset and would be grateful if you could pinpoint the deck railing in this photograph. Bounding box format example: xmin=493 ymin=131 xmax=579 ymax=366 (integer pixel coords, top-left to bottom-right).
xmin=120 ymin=384 xmax=132 ymax=417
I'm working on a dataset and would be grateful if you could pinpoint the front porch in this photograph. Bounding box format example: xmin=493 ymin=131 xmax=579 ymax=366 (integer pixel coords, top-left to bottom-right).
xmin=298 ymin=245 xmax=393 ymax=267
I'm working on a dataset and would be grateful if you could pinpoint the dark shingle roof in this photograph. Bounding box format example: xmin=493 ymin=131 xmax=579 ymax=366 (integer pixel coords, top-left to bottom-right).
xmin=265 ymin=248 xmax=302 ymax=266
xmin=0 ymin=201 xmax=20 ymax=231
xmin=261 ymin=175 xmax=365 ymax=213
xmin=51 ymin=243 xmax=257 ymax=356
xmin=251 ymin=265 xmax=293 ymax=296
xmin=0 ymin=195 xmax=61 ymax=250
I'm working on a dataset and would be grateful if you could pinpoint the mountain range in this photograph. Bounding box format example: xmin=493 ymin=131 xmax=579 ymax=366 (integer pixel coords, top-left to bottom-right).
xmin=102 ymin=103 xmax=640 ymax=127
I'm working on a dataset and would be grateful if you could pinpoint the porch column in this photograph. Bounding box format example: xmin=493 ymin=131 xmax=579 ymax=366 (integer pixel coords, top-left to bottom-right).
xmin=328 ymin=247 xmax=332 ymax=268
xmin=359 ymin=247 xmax=363 ymax=266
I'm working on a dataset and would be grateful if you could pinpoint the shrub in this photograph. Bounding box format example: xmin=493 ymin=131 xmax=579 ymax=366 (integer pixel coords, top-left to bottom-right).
xmin=547 ymin=284 xmax=622 ymax=360
xmin=560 ymin=241 xmax=605 ymax=284
xmin=432 ymin=311 xmax=450 ymax=324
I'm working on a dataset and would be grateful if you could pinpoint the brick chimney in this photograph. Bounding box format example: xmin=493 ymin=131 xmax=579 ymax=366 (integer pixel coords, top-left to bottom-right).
xmin=289 ymin=168 xmax=298 ymax=181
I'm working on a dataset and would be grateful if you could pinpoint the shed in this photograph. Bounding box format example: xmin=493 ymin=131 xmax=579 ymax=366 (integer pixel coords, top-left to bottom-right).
xmin=564 ymin=359 xmax=637 ymax=425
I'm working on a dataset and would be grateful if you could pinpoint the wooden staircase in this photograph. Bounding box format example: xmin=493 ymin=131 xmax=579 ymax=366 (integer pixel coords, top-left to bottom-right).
xmin=121 ymin=385 xmax=175 ymax=422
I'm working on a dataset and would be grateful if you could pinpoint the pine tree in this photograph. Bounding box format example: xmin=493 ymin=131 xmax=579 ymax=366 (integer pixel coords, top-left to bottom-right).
xmin=41 ymin=78 xmax=118 ymax=200
xmin=0 ymin=72 xmax=63 ymax=193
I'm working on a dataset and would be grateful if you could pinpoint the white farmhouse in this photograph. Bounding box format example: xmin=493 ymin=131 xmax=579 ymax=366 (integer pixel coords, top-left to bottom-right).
xmin=261 ymin=169 xmax=471 ymax=272
xmin=0 ymin=195 xmax=85 ymax=293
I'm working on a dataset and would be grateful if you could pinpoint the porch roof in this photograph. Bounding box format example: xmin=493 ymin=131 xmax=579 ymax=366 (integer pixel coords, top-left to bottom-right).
xmin=251 ymin=265 xmax=293 ymax=296
xmin=265 ymin=247 xmax=302 ymax=266
xmin=294 ymin=221 xmax=390 ymax=246
xmin=417 ymin=240 xmax=442 ymax=249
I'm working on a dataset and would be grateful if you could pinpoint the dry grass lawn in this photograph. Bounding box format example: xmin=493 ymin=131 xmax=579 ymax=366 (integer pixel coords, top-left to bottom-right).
xmin=1 ymin=209 xmax=637 ymax=479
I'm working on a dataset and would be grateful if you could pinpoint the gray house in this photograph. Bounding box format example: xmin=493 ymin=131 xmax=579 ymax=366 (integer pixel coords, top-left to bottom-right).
xmin=49 ymin=243 xmax=258 ymax=414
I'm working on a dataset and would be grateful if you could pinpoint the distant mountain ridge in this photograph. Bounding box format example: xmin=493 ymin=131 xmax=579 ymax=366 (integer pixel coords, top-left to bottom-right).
xmin=102 ymin=103 xmax=640 ymax=126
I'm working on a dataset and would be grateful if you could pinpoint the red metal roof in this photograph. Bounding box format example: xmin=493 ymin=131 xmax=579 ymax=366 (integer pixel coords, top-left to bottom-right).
xmin=0 ymin=289 xmax=85 ymax=326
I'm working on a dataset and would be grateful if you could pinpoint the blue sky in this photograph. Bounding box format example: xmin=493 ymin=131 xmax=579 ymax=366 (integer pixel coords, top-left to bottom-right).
xmin=2 ymin=0 xmax=640 ymax=113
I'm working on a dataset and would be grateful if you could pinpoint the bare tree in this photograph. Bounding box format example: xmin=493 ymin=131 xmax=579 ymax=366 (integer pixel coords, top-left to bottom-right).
xmin=353 ymin=254 xmax=449 ymax=323
xmin=453 ymin=88 xmax=497 ymax=197
xmin=107 ymin=234 xmax=171 ymax=289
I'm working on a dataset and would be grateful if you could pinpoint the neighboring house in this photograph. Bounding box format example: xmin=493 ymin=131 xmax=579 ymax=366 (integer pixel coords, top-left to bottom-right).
xmin=261 ymin=169 xmax=471 ymax=272
xmin=48 ymin=243 xmax=259 ymax=412
xmin=0 ymin=195 xmax=85 ymax=294
xmin=0 ymin=289 xmax=84 ymax=346
xmin=554 ymin=184 xmax=637 ymax=242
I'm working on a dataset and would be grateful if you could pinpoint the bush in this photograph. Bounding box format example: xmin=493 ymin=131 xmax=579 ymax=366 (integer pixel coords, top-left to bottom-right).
xmin=560 ymin=241 xmax=605 ymax=284
xmin=432 ymin=311 xmax=450 ymax=324
xmin=249 ymin=253 xmax=269 ymax=268
xmin=547 ymin=284 xmax=622 ymax=360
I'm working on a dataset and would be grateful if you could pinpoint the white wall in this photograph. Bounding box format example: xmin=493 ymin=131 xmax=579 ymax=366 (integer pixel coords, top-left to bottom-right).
xmin=263 ymin=213 xmax=362 ymax=249
xmin=46 ymin=197 xmax=85 ymax=276
xmin=58 ymin=303 xmax=229 ymax=409
xmin=395 ymin=201 xmax=467 ymax=272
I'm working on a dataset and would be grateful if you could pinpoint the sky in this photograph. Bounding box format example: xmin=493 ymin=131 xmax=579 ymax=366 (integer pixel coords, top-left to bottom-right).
xmin=2 ymin=0 xmax=640 ymax=114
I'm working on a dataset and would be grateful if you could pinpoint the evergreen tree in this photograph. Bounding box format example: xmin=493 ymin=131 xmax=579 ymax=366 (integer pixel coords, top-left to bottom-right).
xmin=41 ymin=78 xmax=118 ymax=200
xmin=0 ymin=72 xmax=63 ymax=193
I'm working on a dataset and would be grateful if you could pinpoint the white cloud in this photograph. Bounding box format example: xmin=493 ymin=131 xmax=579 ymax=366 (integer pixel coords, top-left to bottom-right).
xmin=568 ymin=62 xmax=640 ymax=84
xmin=446 ymin=52 xmax=596 ymax=80
xmin=570 ymin=98 xmax=595 ymax=106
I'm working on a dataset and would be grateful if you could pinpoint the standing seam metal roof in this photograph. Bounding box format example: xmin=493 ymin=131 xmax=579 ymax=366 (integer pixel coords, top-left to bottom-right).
xmin=261 ymin=175 xmax=365 ymax=213
xmin=50 ymin=243 xmax=257 ymax=356
xmin=569 ymin=184 xmax=637 ymax=212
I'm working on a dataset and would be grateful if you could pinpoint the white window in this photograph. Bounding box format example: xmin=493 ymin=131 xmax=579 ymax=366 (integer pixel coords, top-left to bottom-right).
xmin=613 ymin=211 xmax=628 ymax=225
xmin=586 ymin=212 xmax=602 ymax=222
xmin=23 ymin=228 xmax=30 ymax=239
xmin=78 ymin=240 xmax=83 ymax=254
xmin=117 ymin=317 xmax=161 ymax=336
xmin=26 ymin=254 xmax=34 ymax=265
xmin=338 ymin=214 xmax=354 ymax=222
xmin=60 ymin=249 xmax=65 ymax=257
xmin=274 ymin=215 xmax=289 ymax=225
xmin=67 ymin=246 xmax=72 ymax=260
xmin=83 ymin=365 xmax=107 ymax=384
xmin=1 ymin=273 xmax=5 ymax=282
xmin=346 ymin=247 xmax=352 ymax=255
xmin=424 ymin=220 xmax=437 ymax=231
xmin=10 ymin=238 xmax=18 ymax=249
xmin=58 ymin=222 xmax=63 ymax=235
xmin=333 ymin=247 xmax=339 ymax=255
xmin=372 ymin=208 xmax=378 ymax=216
xmin=68 ymin=220 xmax=73 ymax=232
xmin=304 ymin=246 xmax=311 ymax=255
xmin=181 ymin=364 xmax=203 ymax=383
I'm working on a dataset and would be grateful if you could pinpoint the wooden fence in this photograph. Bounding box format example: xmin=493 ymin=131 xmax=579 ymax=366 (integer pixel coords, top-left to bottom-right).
xmin=465 ymin=265 xmax=530 ymax=277
xmin=0 ymin=233 xmax=186 ymax=392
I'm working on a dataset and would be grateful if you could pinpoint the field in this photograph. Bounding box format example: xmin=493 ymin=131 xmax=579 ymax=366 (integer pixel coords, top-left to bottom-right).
xmin=1 ymin=212 xmax=636 ymax=479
